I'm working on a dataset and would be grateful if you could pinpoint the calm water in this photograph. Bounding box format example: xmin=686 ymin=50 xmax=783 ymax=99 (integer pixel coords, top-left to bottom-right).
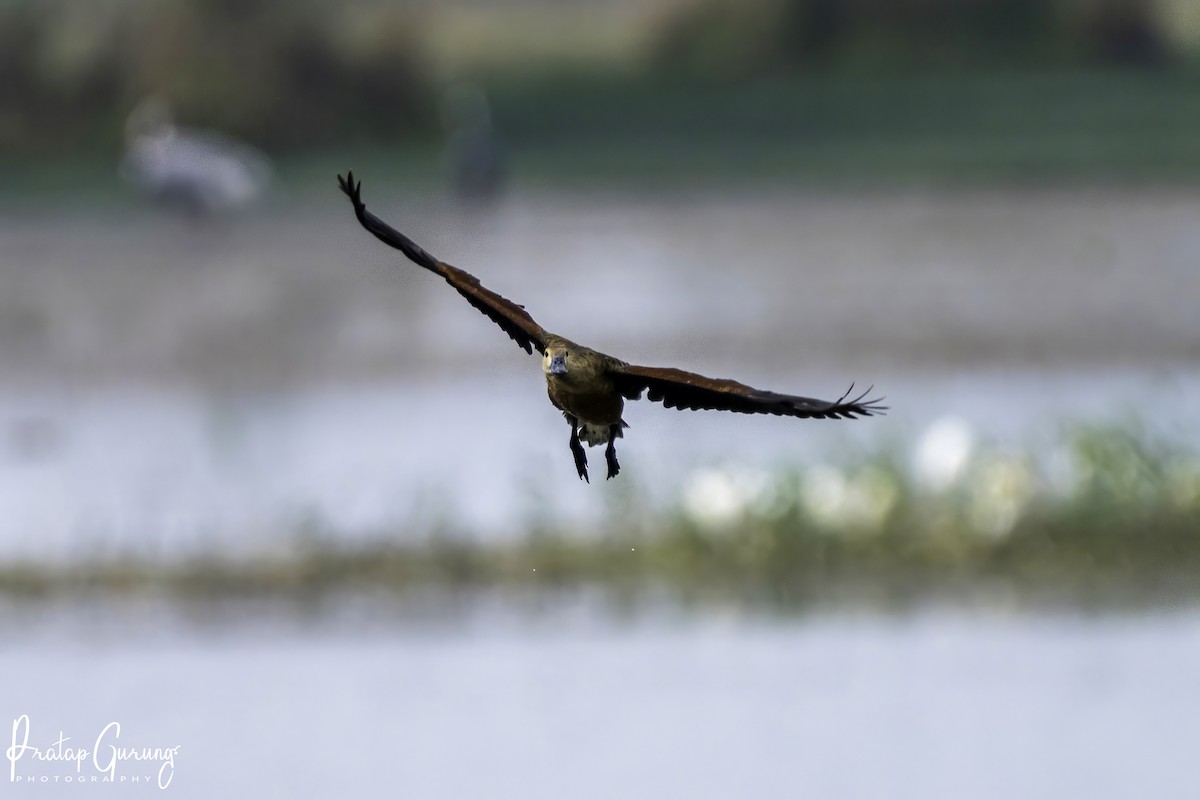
xmin=3 ymin=607 xmax=1199 ymax=799
xmin=2 ymin=189 xmax=1198 ymax=798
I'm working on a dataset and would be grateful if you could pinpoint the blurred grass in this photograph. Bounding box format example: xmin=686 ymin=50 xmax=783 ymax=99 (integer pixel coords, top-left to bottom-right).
xmin=6 ymin=66 xmax=1200 ymax=213
xmin=3 ymin=422 xmax=1197 ymax=613
xmin=0 ymin=142 xmax=448 ymax=214
xmin=485 ymin=68 xmax=1200 ymax=188
xmin=3 ymin=0 xmax=1200 ymax=201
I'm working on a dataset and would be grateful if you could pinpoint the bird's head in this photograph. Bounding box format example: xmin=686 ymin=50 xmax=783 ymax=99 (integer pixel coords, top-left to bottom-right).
xmin=543 ymin=347 xmax=569 ymax=376
xmin=125 ymin=96 xmax=175 ymax=143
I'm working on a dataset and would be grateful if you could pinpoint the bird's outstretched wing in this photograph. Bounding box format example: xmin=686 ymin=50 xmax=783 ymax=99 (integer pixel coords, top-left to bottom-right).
xmin=338 ymin=172 xmax=548 ymax=355
xmin=608 ymin=364 xmax=886 ymax=419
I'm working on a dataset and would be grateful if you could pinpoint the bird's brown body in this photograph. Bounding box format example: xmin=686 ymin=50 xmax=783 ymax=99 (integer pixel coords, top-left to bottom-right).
xmin=543 ymin=336 xmax=625 ymax=435
xmin=546 ymin=371 xmax=624 ymax=433
xmin=541 ymin=334 xmax=629 ymax=478
xmin=338 ymin=172 xmax=885 ymax=481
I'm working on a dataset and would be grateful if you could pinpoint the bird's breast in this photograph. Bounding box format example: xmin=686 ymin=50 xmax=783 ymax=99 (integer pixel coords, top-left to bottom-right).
xmin=546 ymin=375 xmax=624 ymax=425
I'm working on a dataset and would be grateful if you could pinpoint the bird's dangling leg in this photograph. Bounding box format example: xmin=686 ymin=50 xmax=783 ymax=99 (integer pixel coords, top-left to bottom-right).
xmin=605 ymin=424 xmax=621 ymax=480
xmin=568 ymin=416 xmax=589 ymax=483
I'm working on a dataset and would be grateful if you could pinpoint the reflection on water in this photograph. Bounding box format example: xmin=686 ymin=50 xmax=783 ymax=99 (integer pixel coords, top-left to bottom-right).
xmin=3 ymin=606 xmax=1198 ymax=799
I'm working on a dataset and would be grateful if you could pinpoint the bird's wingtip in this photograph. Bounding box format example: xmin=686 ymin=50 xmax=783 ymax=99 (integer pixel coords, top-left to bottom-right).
xmin=837 ymin=382 xmax=888 ymax=417
xmin=337 ymin=171 xmax=365 ymax=212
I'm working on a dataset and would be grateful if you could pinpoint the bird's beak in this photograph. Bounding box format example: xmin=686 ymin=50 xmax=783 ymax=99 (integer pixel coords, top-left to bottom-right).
xmin=548 ymin=353 xmax=568 ymax=375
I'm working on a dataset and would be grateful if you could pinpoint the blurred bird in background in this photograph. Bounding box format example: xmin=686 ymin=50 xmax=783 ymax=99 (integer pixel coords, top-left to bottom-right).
xmin=120 ymin=96 xmax=273 ymax=218
xmin=440 ymin=83 xmax=506 ymax=206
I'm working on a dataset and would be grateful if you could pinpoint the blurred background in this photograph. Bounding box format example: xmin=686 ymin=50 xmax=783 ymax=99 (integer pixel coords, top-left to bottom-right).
xmin=2 ymin=0 xmax=1200 ymax=796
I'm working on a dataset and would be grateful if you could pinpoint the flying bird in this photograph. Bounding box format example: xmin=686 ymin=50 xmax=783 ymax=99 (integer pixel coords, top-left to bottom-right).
xmin=338 ymin=172 xmax=885 ymax=482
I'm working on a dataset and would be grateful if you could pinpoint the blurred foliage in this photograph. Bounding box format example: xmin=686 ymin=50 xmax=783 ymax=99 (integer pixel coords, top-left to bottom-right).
xmin=485 ymin=68 xmax=1200 ymax=187
xmin=0 ymin=0 xmax=434 ymax=154
xmin=651 ymin=0 xmax=1172 ymax=78
xmin=0 ymin=0 xmax=1195 ymax=160
xmin=3 ymin=422 xmax=1197 ymax=612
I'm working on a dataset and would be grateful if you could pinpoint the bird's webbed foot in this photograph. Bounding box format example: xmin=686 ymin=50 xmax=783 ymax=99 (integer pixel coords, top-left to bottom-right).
xmin=568 ymin=420 xmax=589 ymax=483
xmin=605 ymin=425 xmax=620 ymax=480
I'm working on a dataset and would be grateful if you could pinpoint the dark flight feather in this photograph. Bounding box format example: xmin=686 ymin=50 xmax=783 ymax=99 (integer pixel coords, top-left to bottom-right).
xmin=338 ymin=172 xmax=547 ymax=355
xmin=609 ymin=365 xmax=885 ymax=419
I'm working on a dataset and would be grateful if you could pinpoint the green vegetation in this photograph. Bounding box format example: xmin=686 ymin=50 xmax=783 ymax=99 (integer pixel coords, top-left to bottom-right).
xmin=486 ymin=68 xmax=1200 ymax=188
xmin=11 ymin=65 xmax=1200 ymax=207
xmin=0 ymin=0 xmax=437 ymax=155
xmin=4 ymin=0 xmax=1200 ymax=193
xmin=650 ymin=0 xmax=1171 ymax=78
xmin=3 ymin=422 xmax=1197 ymax=613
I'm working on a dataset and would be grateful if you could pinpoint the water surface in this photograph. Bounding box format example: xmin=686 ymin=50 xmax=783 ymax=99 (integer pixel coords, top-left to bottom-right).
xmin=4 ymin=607 xmax=1198 ymax=799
